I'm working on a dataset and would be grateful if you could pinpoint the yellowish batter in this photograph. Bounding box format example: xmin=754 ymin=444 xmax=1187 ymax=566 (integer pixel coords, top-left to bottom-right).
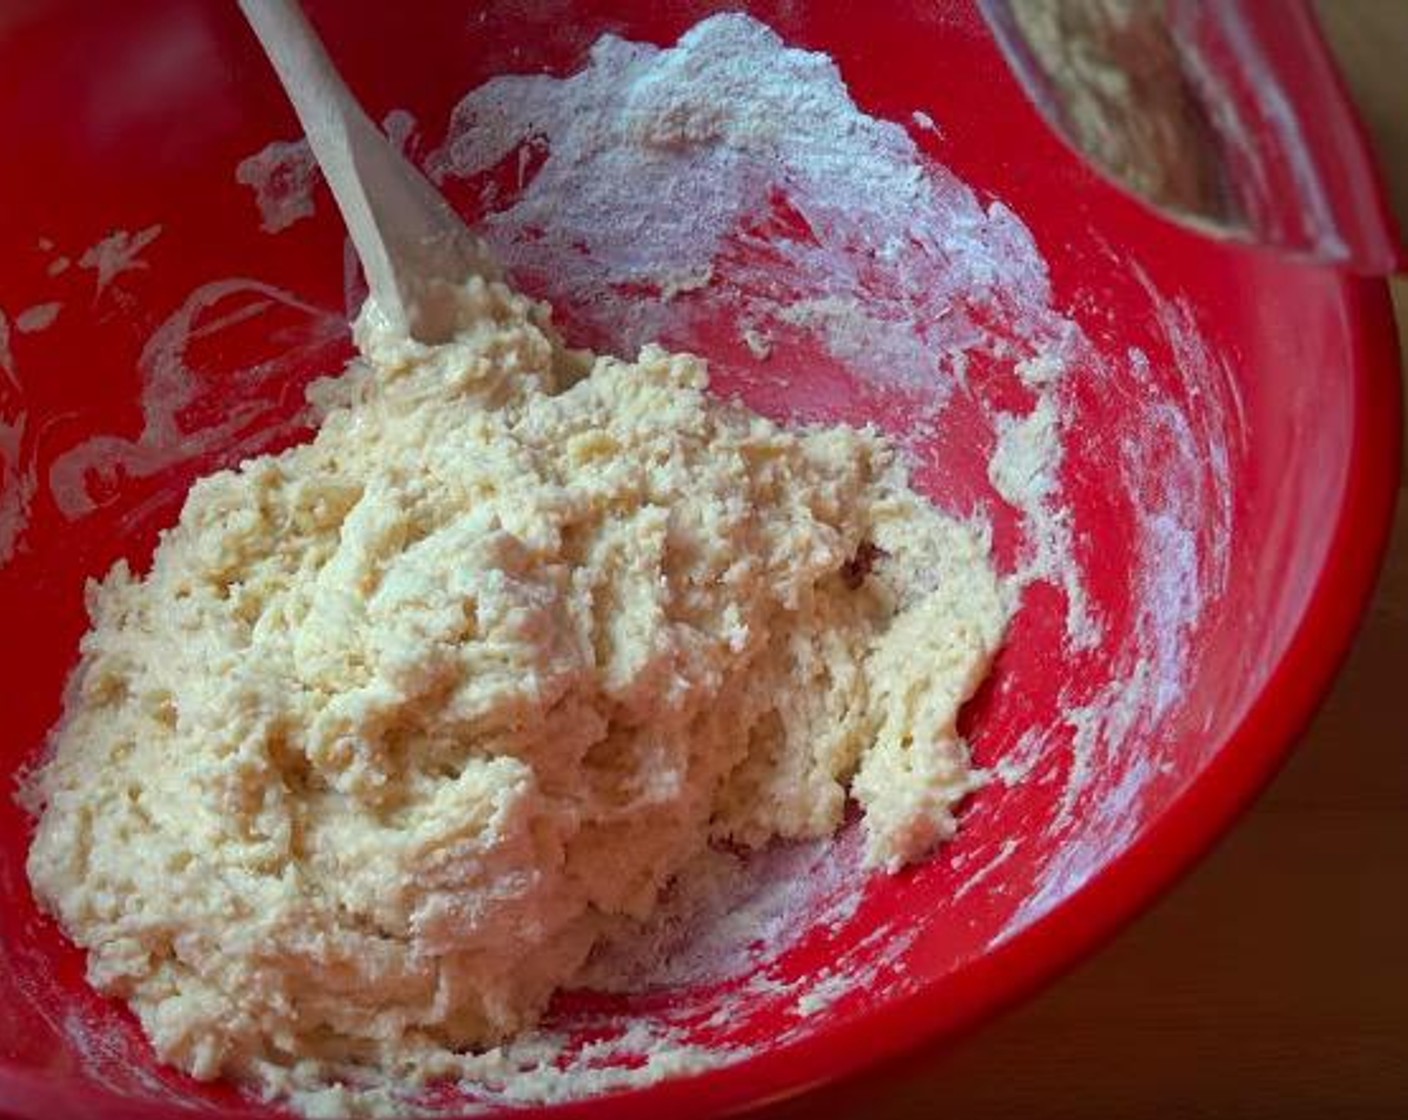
xmin=25 ymin=277 xmax=1004 ymax=1103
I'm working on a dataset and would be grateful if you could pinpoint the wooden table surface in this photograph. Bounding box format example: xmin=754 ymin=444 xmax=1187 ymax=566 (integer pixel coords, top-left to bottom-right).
xmin=817 ymin=9 xmax=1408 ymax=1118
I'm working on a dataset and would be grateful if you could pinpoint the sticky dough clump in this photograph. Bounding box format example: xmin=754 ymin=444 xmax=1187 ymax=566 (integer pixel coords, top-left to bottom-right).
xmin=25 ymin=277 xmax=1004 ymax=1097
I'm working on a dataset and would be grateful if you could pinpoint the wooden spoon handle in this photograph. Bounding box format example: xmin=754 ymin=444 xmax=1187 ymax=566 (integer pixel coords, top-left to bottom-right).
xmin=238 ymin=0 xmax=495 ymax=342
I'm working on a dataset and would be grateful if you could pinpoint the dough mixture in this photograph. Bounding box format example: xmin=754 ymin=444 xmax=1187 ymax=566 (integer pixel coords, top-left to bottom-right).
xmin=25 ymin=278 xmax=1005 ymax=1102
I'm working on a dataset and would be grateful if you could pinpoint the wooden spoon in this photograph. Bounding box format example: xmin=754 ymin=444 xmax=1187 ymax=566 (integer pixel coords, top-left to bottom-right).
xmin=238 ymin=0 xmax=497 ymax=342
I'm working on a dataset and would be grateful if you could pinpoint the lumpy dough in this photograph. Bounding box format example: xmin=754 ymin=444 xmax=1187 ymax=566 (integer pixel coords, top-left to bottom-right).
xmin=25 ymin=278 xmax=1005 ymax=1094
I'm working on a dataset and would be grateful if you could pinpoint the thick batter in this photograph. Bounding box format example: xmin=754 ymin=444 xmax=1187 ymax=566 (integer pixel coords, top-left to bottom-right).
xmin=25 ymin=277 xmax=1004 ymax=1101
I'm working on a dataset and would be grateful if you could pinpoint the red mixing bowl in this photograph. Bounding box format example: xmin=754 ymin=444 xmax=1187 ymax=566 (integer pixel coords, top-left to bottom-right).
xmin=0 ymin=2 xmax=1400 ymax=1118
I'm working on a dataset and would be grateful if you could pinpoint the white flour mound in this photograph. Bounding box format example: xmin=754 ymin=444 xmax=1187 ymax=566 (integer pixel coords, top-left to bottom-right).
xmin=431 ymin=14 xmax=1072 ymax=388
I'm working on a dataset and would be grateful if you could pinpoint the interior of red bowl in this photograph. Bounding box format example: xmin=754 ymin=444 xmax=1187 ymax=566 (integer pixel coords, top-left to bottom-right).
xmin=0 ymin=2 xmax=1399 ymax=1118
